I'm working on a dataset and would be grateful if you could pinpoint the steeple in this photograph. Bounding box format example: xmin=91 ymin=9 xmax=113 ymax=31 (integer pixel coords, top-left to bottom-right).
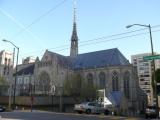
xmin=70 ymin=0 xmax=78 ymax=57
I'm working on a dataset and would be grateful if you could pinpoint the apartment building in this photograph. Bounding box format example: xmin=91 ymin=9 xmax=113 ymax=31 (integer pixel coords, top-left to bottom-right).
xmin=131 ymin=53 xmax=160 ymax=105
xmin=0 ymin=50 xmax=13 ymax=82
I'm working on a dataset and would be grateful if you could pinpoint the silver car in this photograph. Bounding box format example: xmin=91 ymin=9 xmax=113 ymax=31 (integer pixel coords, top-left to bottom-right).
xmin=74 ymin=102 xmax=105 ymax=114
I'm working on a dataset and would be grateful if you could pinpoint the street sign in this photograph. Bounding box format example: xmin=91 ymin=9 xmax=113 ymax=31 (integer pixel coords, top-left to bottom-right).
xmin=143 ymin=55 xmax=160 ymax=60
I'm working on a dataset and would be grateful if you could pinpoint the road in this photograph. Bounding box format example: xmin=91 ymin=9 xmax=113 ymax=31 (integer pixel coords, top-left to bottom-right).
xmin=0 ymin=111 xmax=150 ymax=120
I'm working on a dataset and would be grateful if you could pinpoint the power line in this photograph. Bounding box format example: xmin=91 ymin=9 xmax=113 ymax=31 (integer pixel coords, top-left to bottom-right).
xmin=12 ymin=0 xmax=67 ymax=39
xmin=42 ymin=24 xmax=160 ymax=51
xmin=49 ymin=29 xmax=160 ymax=52
xmin=20 ymin=27 xmax=160 ymax=58
xmin=22 ymin=24 xmax=160 ymax=56
xmin=78 ymin=24 xmax=160 ymax=44
xmin=0 ymin=7 xmax=42 ymax=43
xmin=79 ymin=29 xmax=160 ymax=47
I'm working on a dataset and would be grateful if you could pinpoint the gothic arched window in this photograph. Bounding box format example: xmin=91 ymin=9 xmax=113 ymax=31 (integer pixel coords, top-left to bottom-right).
xmin=112 ymin=71 xmax=119 ymax=91
xmin=99 ymin=72 xmax=106 ymax=89
xmin=38 ymin=71 xmax=50 ymax=95
xmin=124 ymin=71 xmax=130 ymax=99
xmin=87 ymin=73 xmax=93 ymax=85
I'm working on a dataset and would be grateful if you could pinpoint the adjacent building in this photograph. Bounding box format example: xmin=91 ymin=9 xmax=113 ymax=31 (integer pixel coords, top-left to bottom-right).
xmin=0 ymin=50 xmax=13 ymax=96
xmin=22 ymin=56 xmax=35 ymax=65
xmin=0 ymin=50 xmax=13 ymax=82
xmin=131 ymin=53 xmax=160 ymax=105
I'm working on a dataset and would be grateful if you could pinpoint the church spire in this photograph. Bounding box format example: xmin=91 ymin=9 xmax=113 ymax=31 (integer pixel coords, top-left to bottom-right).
xmin=70 ymin=0 xmax=78 ymax=57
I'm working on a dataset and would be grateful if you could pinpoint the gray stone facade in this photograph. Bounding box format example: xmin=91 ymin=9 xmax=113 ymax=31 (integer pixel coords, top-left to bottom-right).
xmin=19 ymin=49 xmax=144 ymax=116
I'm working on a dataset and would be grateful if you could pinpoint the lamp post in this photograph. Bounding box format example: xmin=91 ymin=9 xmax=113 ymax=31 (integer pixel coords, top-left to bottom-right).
xmin=8 ymin=48 xmax=15 ymax=111
xmin=126 ymin=24 xmax=159 ymax=117
xmin=29 ymin=73 xmax=33 ymax=112
xmin=2 ymin=39 xmax=19 ymax=110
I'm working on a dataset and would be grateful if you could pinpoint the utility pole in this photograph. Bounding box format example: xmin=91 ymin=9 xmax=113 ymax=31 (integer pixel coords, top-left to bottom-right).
xmin=126 ymin=24 xmax=159 ymax=118
xmin=2 ymin=39 xmax=19 ymax=110
xmin=8 ymin=48 xmax=15 ymax=110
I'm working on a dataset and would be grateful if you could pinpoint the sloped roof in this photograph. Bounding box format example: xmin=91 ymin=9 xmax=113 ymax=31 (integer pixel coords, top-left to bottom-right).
xmin=46 ymin=48 xmax=130 ymax=70
xmin=46 ymin=50 xmax=70 ymax=68
xmin=70 ymin=48 xmax=130 ymax=70
xmin=16 ymin=64 xmax=34 ymax=76
xmin=108 ymin=91 xmax=123 ymax=106
xmin=16 ymin=48 xmax=129 ymax=75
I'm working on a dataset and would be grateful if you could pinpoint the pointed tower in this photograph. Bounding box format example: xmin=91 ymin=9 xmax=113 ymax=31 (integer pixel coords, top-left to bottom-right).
xmin=70 ymin=0 xmax=78 ymax=57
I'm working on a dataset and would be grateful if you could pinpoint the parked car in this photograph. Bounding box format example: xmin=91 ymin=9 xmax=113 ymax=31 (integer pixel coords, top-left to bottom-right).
xmin=0 ymin=105 xmax=5 ymax=112
xmin=145 ymin=106 xmax=157 ymax=119
xmin=74 ymin=102 xmax=109 ymax=114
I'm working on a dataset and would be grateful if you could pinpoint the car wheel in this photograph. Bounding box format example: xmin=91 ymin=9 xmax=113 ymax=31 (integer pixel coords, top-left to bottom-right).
xmin=78 ymin=111 xmax=82 ymax=114
xmin=86 ymin=109 xmax=91 ymax=114
xmin=104 ymin=109 xmax=109 ymax=115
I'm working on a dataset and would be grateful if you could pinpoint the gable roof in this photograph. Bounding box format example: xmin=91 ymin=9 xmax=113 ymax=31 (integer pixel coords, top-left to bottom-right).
xmin=16 ymin=64 xmax=35 ymax=76
xmin=15 ymin=48 xmax=130 ymax=76
xmin=45 ymin=50 xmax=70 ymax=68
xmin=70 ymin=48 xmax=130 ymax=70
xmin=35 ymin=48 xmax=130 ymax=71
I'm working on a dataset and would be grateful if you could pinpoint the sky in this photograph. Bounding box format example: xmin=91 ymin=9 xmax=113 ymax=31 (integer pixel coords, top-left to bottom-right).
xmin=0 ymin=0 xmax=160 ymax=64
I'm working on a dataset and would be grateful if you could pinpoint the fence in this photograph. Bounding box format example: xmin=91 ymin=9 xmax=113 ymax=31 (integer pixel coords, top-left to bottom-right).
xmin=0 ymin=95 xmax=77 ymax=112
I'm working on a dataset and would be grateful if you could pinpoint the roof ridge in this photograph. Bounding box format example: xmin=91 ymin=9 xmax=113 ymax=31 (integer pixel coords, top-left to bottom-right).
xmin=77 ymin=48 xmax=117 ymax=56
xmin=46 ymin=50 xmax=66 ymax=58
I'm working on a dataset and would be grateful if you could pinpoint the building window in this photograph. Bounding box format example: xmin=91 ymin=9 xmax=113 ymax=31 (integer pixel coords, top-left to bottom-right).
xmin=18 ymin=78 xmax=22 ymax=84
xmin=87 ymin=73 xmax=93 ymax=85
xmin=99 ymin=72 xmax=106 ymax=89
xmin=24 ymin=77 xmax=29 ymax=84
xmin=123 ymin=71 xmax=130 ymax=99
xmin=112 ymin=71 xmax=119 ymax=91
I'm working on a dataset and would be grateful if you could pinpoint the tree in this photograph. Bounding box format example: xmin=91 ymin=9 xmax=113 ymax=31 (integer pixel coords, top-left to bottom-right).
xmin=63 ymin=73 xmax=97 ymax=101
xmin=155 ymin=69 xmax=160 ymax=94
xmin=80 ymin=80 xmax=98 ymax=101
xmin=0 ymin=76 xmax=9 ymax=96
xmin=0 ymin=76 xmax=8 ymax=85
xmin=152 ymin=68 xmax=160 ymax=94
xmin=155 ymin=69 xmax=160 ymax=83
xmin=63 ymin=73 xmax=83 ymax=97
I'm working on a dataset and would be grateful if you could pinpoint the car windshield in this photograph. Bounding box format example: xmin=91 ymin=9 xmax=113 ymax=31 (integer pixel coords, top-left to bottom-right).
xmin=88 ymin=102 xmax=96 ymax=106
xmin=80 ymin=102 xmax=88 ymax=105
xmin=147 ymin=106 xmax=156 ymax=109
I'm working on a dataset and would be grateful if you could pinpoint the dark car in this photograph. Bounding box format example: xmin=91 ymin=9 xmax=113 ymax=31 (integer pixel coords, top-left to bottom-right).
xmin=0 ymin=106 xmax=5 ymax=112
xmin=145 ymin=106 xmax=157 ymax=119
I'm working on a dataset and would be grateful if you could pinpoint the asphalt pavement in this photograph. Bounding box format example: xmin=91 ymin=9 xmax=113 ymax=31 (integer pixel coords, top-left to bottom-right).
xmin=0 ymin=111 xmax=157 ymax=120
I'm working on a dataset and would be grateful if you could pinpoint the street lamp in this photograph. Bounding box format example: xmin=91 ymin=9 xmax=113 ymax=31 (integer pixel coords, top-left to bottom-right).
xmin=2 ymin=39 xmax=19 ymax=110
xmin=126 ymin=24 xmax=159 ymax=117
xmin=8 ymin=48 xmax=15 ymax=110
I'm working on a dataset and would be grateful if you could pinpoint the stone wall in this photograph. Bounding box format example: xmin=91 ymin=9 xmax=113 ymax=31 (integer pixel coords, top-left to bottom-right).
xmin=0 ymin=96 xmax=77 ymax=112
xmin=0 ymin=96 xmax=76 ymax=106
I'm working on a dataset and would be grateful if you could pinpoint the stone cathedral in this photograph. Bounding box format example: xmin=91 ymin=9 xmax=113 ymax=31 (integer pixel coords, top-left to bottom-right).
xmin=15 ymin=2 xmax=146 ymax=116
